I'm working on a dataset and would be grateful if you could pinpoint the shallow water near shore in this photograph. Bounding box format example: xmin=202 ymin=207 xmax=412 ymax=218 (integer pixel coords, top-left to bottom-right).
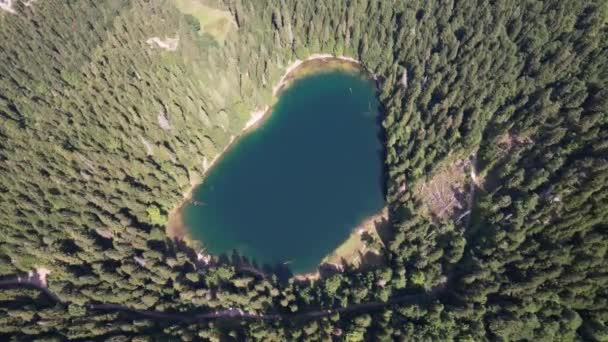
xmin=184 ymin=68 xmax=385 ymax=273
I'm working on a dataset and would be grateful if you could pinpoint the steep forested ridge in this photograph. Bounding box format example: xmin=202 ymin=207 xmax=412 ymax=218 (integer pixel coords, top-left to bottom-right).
xmin=0 ymin=0 xmax=607 ymax=340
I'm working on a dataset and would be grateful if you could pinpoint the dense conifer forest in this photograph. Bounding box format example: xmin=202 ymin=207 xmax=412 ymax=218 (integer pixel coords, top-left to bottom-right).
xmin=0 ymin=0 xmax=607 ymax=340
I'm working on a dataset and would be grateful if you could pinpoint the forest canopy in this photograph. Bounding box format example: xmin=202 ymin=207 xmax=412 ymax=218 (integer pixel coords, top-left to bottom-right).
xmin=0 ymin=0 xmax=607 ymax=340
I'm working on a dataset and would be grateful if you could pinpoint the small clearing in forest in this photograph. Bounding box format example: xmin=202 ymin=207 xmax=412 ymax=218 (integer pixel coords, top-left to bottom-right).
xmin=497 ymin=132 xmax=533 ymax=155
xmin=147 ymin=36 xmax=180 ymax=51
xmin=173 ymin=0 xmax=235 ymax=43
xmin=0 ymin=0 xmax=16 ymax=13
xmin=416 ymin=158 xmax=476 ymax=223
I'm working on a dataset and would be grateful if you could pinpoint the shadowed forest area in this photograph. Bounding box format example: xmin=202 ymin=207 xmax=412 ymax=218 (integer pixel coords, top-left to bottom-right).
xmin=0 ymin=0 xmax=607 ymax=340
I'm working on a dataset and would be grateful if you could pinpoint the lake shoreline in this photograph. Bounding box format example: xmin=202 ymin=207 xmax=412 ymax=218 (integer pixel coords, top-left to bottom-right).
xmin=165 ymin=105 xmax=272 ymax=243
xmin=294 ymin=207 xmax=388 ymax=282
xmin=166 ymin=54 xmax=372 ymax=275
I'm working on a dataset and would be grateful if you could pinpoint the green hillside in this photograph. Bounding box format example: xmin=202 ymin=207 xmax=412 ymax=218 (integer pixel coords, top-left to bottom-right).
xmin=0 ymin=0 xmax=607 ymax=340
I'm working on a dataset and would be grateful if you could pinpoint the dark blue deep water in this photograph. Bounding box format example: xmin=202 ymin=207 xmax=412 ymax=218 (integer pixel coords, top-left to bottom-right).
xmin=185 ymin=70 xmax=385 ymax=273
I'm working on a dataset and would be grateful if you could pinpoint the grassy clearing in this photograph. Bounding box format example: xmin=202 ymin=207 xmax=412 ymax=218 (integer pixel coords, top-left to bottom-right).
xmin=322 ymin=207 xmax=388 ymax=268
xmin=173 ymin=0 xmax=235 ymax=43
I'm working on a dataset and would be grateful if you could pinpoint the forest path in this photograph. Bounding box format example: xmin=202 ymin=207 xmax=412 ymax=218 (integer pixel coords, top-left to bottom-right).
xmin=1 ymin=270 xmax=444 ymax=323
xmin=86 ymin=289 xmax=441 ymax=322
xmin=0 ymin=268 xmax=62 ymax=303
xmin=461 ymin=153 xmax=479 ymax=228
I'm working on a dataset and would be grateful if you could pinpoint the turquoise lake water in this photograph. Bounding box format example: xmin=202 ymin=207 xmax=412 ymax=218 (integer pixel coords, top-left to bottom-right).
xmin=184 ymin=69 xmax=385 ymax=273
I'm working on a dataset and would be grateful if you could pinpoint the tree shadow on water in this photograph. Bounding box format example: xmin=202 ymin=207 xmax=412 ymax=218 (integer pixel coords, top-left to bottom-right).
xmin=219 ymin=249 xmax=293 ymax=284
xmin=169 ymin=215 xmax=395 ymax=287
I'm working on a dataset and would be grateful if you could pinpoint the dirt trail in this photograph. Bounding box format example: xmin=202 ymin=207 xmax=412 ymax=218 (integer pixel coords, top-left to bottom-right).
xmin=0 ymin=268 xmax=62 ymax=303
xmin=1 ymin=268 xmax=445 ymax=323
xmin=86 ymin=290 xmax=440 ymax=323
xmin=463 ymin=154 xmax=479 ymax=227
